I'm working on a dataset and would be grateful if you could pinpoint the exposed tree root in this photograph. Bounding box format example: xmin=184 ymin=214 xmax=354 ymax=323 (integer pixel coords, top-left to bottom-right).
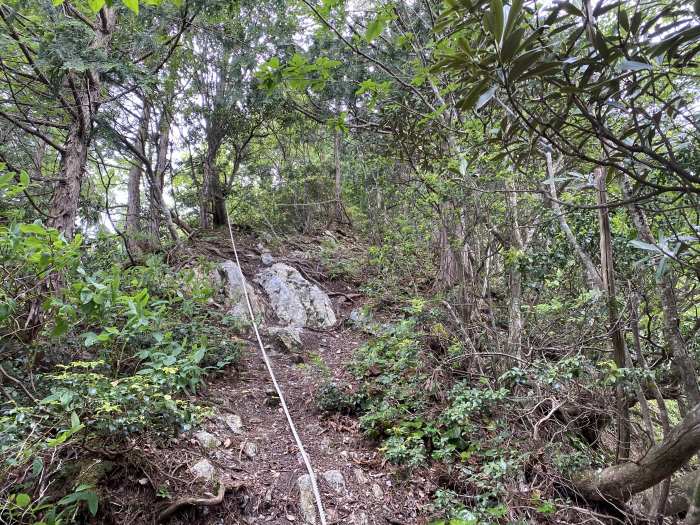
xmin=157 ymin=481 xmax=243 ymax=522
xmin=573 ymin=402 xmax=700 ymax=503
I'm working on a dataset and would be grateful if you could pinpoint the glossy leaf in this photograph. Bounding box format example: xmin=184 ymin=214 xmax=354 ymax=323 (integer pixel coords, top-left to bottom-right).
xmin=475 ymin=85 xmax=497 ymax=110
xmin=504 ymin=0 xmax=523 ymax=39
xmin=88 ymin=0 xmax=106 ymax=12
xmin=365 ymin=16 xmax=385 ymax=42
xmin=123 ymin=0 xmax=139 ymax=14
xmin=489 ymin=0 xmax=504 ymax=44
xmin=618 ymin=59 xmax=652 ymax=71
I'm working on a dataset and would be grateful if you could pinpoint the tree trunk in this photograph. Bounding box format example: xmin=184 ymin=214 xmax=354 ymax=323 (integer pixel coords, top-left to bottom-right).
xmin=49 ymin=122 xmax=89 ymax=238
xmin=48 ymin=8 xmax=117 ymax=239
xmin=545 ymin=151 xmax=603 ymax=291
xmin=573 ymin=402 xmax=700 ymax=503
xmin=332 ymin=128 xmax=351 ymax=226
xmin=506 ymin=183 xmax=525 ymax=359
xmin=594 ymin=168 xmax=630 ymax=461
xmin=621 ymin=176 xmax=700 ymax=406
xmin=146 ymin=106 xmax=171 ymax=248
xmin=126 ymin=100 xmax=150 ymax=254
xmin=201 ymin=136 xmax=223 ymax=229
xmin=211 ymin=171 xmax=227 ymax=227
xmin=154 ymin=107 xmax=179 ymax=245
xmin=684 ymin=475 xmax=700 ymax=525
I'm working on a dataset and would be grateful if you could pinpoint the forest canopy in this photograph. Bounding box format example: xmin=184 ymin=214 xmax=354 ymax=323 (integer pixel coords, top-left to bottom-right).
xmin=1 ymin=0 xmax=699 ymax=523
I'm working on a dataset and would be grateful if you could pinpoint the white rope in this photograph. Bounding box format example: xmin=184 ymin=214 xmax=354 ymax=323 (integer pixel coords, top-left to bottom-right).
xmin=225 ymin=210 xmax=328 ymax=525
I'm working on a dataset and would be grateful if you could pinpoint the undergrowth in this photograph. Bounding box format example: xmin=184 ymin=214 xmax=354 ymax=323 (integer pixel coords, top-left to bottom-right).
xmin=0 ymin=212 xmax=242 ymax=523
xmin=316 ymin=299 xmax=617 ymax=524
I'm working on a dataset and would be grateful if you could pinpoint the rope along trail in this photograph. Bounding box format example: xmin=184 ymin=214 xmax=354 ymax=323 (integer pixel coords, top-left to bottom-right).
xmin=225 ymin=209 xmax=328 ymax=525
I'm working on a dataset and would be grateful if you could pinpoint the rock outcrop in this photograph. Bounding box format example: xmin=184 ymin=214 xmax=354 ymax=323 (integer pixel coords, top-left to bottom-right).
xmin=216 ymin=260 xmax=264 ymax=321
xmin=255 ymin=263 xmax=336 ymax=329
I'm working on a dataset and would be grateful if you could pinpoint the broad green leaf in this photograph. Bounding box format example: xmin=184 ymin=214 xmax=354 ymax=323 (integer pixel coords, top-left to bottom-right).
xmin=84 ymin=491 xmax=99 ymax=516
xmin=592 ymin=29 xmax=609 ymax=59
xmin=618 ymin=9 xmax=629 ymax=31
xmin=88 ymin=0 xmax=106 ymax=12
xmin=504 ymin=0 xmax=523 ymax=39
xmin=519 ymin=60 xmax=562 ymax=80
xmin=19 ymin=223 xmax=46 ymax=235
xmin=459 ymin=78 xmax=491 ymax=110
xmin=560 ymin=2 xmax=582 ymax=16
xmin=123 ymin=0 xmax=139 ymax=14
xmin=32 ymin=457 xmax=44 ymax=477
xmin=501 ymin=27 xmax=524 ymax=62
xmin=365 ymin=16 xmax=385 ymax=42
xmin=629 ymin=239 xmax=661 ymax=252
xmin=489 ymin=0 xmax=504 ymax=44
xmin=508 ymin=48 xmax=543 ymax=82
xmin=52 ymin=0 xmax=64 ymax=4
xmin=15 ymin=493 xmax=31 ymax=508
xmin=618 ymin=59 xmax=652 ymax=71
xmin=84 ymin=331 xmax=99 ymax=347
xmin=475 ymin=85 xmax=497 ymax=110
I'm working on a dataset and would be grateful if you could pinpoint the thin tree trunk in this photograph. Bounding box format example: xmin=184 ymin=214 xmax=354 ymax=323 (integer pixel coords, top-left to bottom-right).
xmin=594 ymin=168 xmax=630 ymax=462
xmin=506 ymin=183 xmax=525 ymax=359
xmin=147 ymin=106 xmax=179 ymax=247
xmin=621 ymin=176 xmax=700 ymax=407
xmin=211 ymin=171 xmax=227 ymax=227
xmin=630 ymin=287 xmax=672 ymax=521
xmin=332 ymin=128 xmax=350 ymax=226
xmin=684 ymin=475 xmax=700 ymax=525
xmin=545 ymin=151 xmax=603 ymax=291
xmin=201 ymin=137 xmax=222 ymax=228
xmin=126 ymin=100 xmax=150 ymax=254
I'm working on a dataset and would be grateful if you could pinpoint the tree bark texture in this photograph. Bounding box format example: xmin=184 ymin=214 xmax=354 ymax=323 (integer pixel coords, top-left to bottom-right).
xmin=48 ymin=8 xmax=117 ymax=239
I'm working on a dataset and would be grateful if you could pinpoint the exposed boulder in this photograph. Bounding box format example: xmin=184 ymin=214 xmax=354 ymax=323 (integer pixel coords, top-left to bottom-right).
xmin=322 ymin=469 xmax=346 ymax=494
xmin=266 ymin=325 xmax=303 ymax=352
xmin=243 ymin=441 xmax=258 ymax=459
xmin=254 ymin=263 xmax=336 ymax=329
xmin=216 ymin=260 xmax=264 ymax=322
xmin=190 ymin=458 xmax=216 ymax=480
xmin=194 ymin=430 xmax=221 ymax=449
xmin=223 ymin=414 xmax=244 ymax=434
xmin=297 ymin=474 xmax=317 ymax=524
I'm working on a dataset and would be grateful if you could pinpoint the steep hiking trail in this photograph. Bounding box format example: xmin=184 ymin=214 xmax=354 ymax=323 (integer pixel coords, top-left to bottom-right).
xmin=103 ymin=232 xmax=430 ymax=524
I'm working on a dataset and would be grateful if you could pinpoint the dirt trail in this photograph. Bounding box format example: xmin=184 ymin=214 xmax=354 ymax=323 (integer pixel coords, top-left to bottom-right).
xmin=200 ymin=319 xmax=428 ymax=524
xmin=113 ymin=242 xmax=432 ymax=524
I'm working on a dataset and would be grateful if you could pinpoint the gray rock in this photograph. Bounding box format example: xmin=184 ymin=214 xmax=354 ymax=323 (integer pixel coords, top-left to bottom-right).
xmin=194 ymin=431 xmax=221 ymax=449
xmin=261 ymin=252 xmax=274 ymax=266
xmin=322 ymin=470 xmax=346 ymax=494
xmin=243 ymin=441 xmax=258 ymax=459
xmin=255 ymin=263 xmax=336 ymax=329
xmin=267 ymin=325 xmax=303 ymax=352
xmin=350 ymin=512 xmax=369 ymax=525
xmin=348 ymin=308 xmax=371 ymax=325
xmin=190 ymin=458 xmax=216 ymax=480
xmin=354 ymin=468 xmax=369 ymax=484
xmin=217 ymin=261 xmax=264 ymax=321
xmin=297 ymin=474 xmax=317 ymax=524
xmin=224 ymin=414 xmax=244 ymax=434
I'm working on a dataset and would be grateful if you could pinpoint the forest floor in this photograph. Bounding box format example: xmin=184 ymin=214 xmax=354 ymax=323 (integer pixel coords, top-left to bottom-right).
xmin=100 ymin=233 xmax=434 ymax=524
